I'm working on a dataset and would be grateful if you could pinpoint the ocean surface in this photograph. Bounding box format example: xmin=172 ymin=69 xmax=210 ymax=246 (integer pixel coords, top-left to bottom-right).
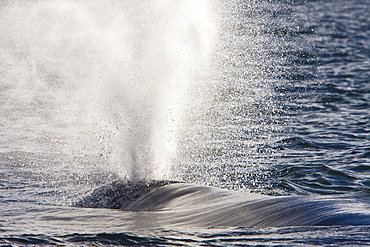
xmin=1 ymin=0 xmax=370 ymax=246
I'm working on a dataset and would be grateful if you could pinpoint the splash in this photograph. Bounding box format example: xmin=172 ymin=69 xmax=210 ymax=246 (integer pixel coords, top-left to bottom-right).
xmin=0 ymin=0 xmax=216 ymax=180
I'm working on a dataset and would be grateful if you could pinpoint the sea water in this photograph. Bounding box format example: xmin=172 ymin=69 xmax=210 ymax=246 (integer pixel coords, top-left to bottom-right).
xmin=1 ymin=0 xmax=370 ymax=246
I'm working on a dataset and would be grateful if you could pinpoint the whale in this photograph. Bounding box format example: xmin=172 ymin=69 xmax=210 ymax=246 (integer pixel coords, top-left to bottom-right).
xmin=74 ymin=180 xmax=370 ymax=227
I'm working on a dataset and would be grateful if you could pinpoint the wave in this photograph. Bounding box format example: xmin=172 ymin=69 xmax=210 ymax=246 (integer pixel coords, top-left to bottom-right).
xmin=74 ymin=180 xmax=370 ymax=227
xmin=0 ymin=233 xmax=166 ymax=246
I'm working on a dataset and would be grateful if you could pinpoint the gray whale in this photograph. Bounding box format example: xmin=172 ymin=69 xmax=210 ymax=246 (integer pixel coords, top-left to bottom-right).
xmin=74 ymin=180 xmax=370 ymax=227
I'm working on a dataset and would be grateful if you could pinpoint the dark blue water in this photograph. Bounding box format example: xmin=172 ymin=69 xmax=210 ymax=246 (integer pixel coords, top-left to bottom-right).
xmin=275 ymin=0 xmax=370 ymax=196
xmin=1 ymin=0 xmax=370 ymax=246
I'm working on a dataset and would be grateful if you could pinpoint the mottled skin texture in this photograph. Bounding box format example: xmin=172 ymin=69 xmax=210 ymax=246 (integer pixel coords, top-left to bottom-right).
xmin=74 ymin=180 xmax=179 ymax=209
